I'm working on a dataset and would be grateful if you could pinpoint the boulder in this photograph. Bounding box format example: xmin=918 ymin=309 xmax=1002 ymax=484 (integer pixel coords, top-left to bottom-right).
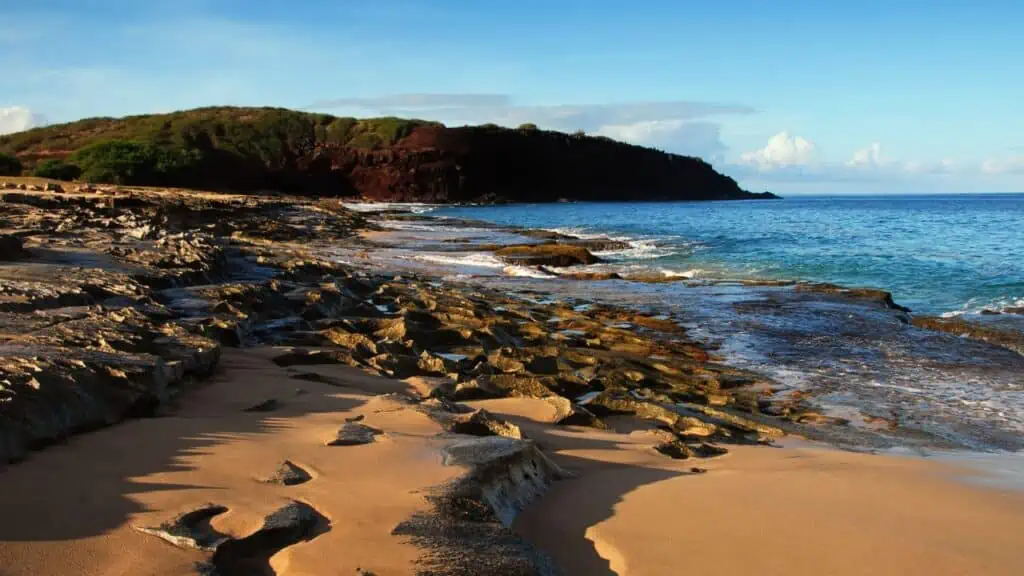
xmin=134 ymin=504 xmax=230 ymax=551
xmin=327 ymin=422 xmax=383 ymax=446
xmin=261 ymin=460 xmax=313 ymax=486
xmin=452 ymin=409 xmax=523 ymax=439
xmin=494 ymin=244 xmax=600 ymax=267
xmin=477 ymin=374 xmax=556 ymax=398
xmin=321 ymin=328 xmax=378 ymax=358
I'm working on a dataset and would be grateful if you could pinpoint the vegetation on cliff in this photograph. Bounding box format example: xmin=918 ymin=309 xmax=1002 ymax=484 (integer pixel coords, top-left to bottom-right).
xmin=0 ymin=152 xmax=21 ymax=176
xmin=0 ymin=106 xmax=773 ymax=202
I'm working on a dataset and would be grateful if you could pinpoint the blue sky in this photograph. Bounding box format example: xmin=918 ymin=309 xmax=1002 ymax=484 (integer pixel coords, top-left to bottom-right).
xmin=1 ymin=0 xmax=1022 ymax=193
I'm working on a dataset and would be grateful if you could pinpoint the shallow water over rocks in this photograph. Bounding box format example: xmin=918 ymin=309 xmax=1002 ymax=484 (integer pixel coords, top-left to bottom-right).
xmin=345 ymin=214 xmax=1024 ymax=453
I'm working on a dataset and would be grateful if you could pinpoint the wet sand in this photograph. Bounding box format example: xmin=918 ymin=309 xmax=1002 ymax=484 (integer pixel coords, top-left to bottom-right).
xmin=1 ymin=348 xmax=1022 ymax=575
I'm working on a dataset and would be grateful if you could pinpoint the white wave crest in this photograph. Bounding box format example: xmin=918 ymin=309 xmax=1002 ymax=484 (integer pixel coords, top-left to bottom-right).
xmin=341 ymin=202 xmax=437 ymax=213
xmin=379 ymin=221 xmax=442 ymax=232
xmin=503 ymin=265 xmax=557 ymax=279
xmin=941 ymin=296 xmax=1024 ymax=317
xmin=659 ymin=268 xmax=703 ymax=279
xmin=542 ymin=227 xmax=683 ymax=260
xmin=412 ymin=252 xmax=505 ymax=269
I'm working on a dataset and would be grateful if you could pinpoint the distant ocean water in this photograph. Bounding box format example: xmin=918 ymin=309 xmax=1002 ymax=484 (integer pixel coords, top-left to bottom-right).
xmin=432 ymin=194 xmax=1024 ymax=316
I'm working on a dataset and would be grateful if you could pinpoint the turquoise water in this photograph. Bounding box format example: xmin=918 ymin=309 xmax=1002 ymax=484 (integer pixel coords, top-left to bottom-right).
xmin=433 ymin=194 xmax=1024 ymax=315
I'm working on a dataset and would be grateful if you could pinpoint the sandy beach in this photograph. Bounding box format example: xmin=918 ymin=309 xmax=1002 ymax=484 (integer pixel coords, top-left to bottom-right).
xmin=0 ymin=348 xmax=461 ymax=575
xmin=0 ymin=347 xmax=1020 ymax=575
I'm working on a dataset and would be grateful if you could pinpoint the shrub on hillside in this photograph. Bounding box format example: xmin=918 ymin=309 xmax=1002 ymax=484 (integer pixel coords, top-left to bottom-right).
xmin=68 ymin=140 xmax=203 ymax=185
xmin=518 ymin=123 xmax=539 ymax=131
xmin=32 ymin=159 xmax=81 ymax=181
xmin=0 ymin=152 xmax=22 ymax=176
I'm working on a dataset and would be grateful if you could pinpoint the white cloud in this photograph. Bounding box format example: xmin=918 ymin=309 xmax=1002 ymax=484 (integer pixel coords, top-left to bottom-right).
xmin=847 ymin=142 xmax=885 ymax=168
xmin=0 ymin=106 xmax=44 ymax=135
xmin=727 ymin=135 xmax=972 ymax=189
xmin=595 ymin=120 xmax=727 ymax=161
xmin=981 ymin=155 xmax=1024 ymax=175
xmin=738 ymin=132 xmax=815 ymax=169
xmin=307 ymin=94 xmax=754 ymax=135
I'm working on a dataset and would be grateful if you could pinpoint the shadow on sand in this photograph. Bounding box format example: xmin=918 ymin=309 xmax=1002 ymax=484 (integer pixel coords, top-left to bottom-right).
xmin=1 ymin=348 xmax=715 ymax=576
xmin=0 ymin=348 xmax=415 ymax=545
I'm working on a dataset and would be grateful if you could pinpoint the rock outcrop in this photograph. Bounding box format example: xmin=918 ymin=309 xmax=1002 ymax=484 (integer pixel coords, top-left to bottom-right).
xmin=393 ymin=436 xmax=566 ymax=576
xmin=494 ymin=244 xmax=601 ymax=267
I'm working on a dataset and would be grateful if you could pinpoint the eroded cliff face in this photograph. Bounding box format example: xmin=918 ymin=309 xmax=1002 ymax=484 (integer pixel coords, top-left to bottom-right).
xmin=310 ymin=126 xmax=769 ymax=203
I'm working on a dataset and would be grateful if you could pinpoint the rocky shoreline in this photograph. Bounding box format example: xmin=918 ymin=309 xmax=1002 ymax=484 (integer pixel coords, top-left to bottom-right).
xmin=1 ymin=182 xmax=1021 ymax=574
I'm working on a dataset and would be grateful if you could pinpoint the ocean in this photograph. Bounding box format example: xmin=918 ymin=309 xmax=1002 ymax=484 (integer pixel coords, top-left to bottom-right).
xmin=431 ymin=194 xmax=1024 ymax=316
xmin=343 ymin=194 xmax=1024 ymax=455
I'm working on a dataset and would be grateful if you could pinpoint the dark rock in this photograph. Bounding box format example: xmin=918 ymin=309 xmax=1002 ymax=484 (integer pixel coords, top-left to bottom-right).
xmin=417 ymin=351 xmax=456 ymax=375
xmin=0 ymin=235 xmax=28 ymax=261
xmin=494 ymin=244 xmax=600 ymax=267
xmin=487 ymin=351 xmax=527 ymax=374
xmin=243 ymin=398 xmax=281 ymax=413
xmin=320 ymin=328 xmax=378 ymax=358
xmin=367 ymin=352 xmax=421 ymax=379
xmin=272 ymin=348 xmax=358 ymax=367
xmin=328 ymin=422 xmax=383 ymax=446
xmin=209 ymin=501 xmax=329 ymax=576
xmin=393 ymin=436 xmax=566 ymax=575
xmin=796 ymin=282 xmax=911 ymax=312
xmin=554 ymin=404 xmax=606 ymax=429
xmin=134 ymin=503 xmax=230 ymax=551
xmin=655 ymin=440 xmax=692 ymax=460
xmin=476 ymin=374 xmax=556 ymax=398
xmin=289 ymin=371 xmax=347 ymax=387
xmin=563 ymin=238 xmax=631 ymax=252
xmin=526 ymin=355 xmax=560 ymax=375
xmin=693 ymin=442 xmax=729 ymax=457
xmin=261 ymin=460 xmax=313 ymax=486
xmin=452 ymin=409 xmax=523 ymax=439
xmin=911 ymin=316 xmax=1024 ymax=356
xmin=0 ymin=318 xmax=220 ymax=463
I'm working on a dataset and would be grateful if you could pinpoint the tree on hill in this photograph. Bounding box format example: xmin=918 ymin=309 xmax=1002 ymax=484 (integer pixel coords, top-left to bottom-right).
xmin=32 ymin=159 xmax=81 ymax=181
xmin=518 ymin=123 xmax=539 ymax=131
xmin=0 ymin=152 xmax=22 ymax=176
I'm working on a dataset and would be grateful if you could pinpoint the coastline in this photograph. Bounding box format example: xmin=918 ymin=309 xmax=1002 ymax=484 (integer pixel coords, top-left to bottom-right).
xmin=1 ymin=185 xmax=1022 ymax=575
xmin=349 ymin=207 xmax=1024 ymax=453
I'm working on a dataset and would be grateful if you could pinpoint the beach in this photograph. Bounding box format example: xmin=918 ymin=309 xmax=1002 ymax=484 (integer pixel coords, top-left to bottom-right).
xmin=1 ymin=184 xmax=1022 ymax=575
xmin=1 ymin=347 xmax=1021 ymax=575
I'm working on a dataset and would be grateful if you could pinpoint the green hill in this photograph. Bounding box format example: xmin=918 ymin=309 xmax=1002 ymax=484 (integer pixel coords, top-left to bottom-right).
xmin=0 ymin=106 xmax=774 ymax=202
